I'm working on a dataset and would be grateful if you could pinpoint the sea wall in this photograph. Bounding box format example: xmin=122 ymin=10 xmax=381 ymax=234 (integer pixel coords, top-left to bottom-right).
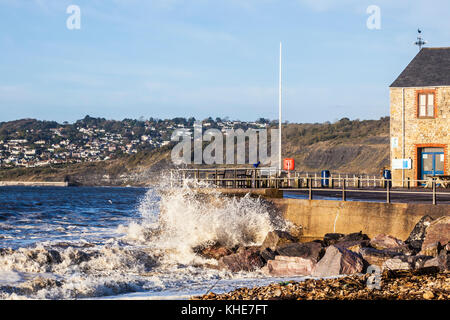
xmin=213 ymin=188 xmax=449 ymax=240
xmin=0 ymin=181 xmax=69 ymax=187
xmin=271 ymin=198 xmax=448 ymax=240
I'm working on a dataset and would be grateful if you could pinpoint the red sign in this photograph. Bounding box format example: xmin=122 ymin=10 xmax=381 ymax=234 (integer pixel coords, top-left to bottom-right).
xmin=283 ymin=158 xmax=295 ymax=171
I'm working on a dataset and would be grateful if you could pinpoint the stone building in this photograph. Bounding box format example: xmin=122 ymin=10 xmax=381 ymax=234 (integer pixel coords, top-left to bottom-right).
xmin=390 ymin=47 xmax=450 ymax=186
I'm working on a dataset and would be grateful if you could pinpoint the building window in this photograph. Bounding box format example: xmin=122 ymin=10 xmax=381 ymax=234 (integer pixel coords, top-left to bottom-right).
xmin=417 ymin=91 xmax=435 ymax=118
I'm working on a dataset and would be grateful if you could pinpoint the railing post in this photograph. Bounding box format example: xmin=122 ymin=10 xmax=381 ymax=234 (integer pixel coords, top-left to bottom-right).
xmin=432 ymin=180 xmax=436 ymax=205
xmin=308 ymin=177 xmax=312 ymax=200
xmin=233 ymin=169 xmax=237 ymax=188
xmin=386 ymin=180 xmax=391 ymax=204
xmin=342 ymin=178 xmax=346 ymax=201
xmin=407 ymin=177 xmax=410 ymax=189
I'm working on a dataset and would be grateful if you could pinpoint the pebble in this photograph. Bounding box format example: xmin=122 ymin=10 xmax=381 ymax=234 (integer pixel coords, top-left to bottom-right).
xmin=193 ymin=271 xmax=450 ymax=300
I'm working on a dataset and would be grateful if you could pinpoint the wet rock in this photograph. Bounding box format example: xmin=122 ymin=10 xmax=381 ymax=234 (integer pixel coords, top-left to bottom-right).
xmin=405 ymin=215 xmax=434 ymax=253
xmin=195 ymin=244 xmax=232 ymax=260
xmin=324 ymin=232 xmax=369 ymax=247
xmin=341 ymin=231 xmax=370 ymax=242
xmin=420 ymin=216 xmax=450 ymax=256
xmin=287 ymin=224 xmax=303 ymax=240
xmin=259 ymin=248 xmax=276 ymax=263
xmin=359 ymin=247 xmax=402 ymax=267
xmin=265 ymin=256 xmax=316 ymax=276
xmin=323 ymin=233 xmax=345 ymax=246
xmin=312 ymin=245 xmax=364 ymax=277
xmin=275 ymin=242 xmax=324 ymax=262
xmin=218 ymin=247 xmax=264 ymax=272
xmin=260 ymin=230 xmax=298 ymax=252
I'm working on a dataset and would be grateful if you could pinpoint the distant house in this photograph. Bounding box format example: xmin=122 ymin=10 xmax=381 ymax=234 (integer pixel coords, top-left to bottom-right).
xmin=390 ymin=47 xmax=450 ymax=186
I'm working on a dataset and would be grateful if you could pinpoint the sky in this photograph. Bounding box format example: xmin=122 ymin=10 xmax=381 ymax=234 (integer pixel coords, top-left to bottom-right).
xmin=0 ymin=0 xmax=449 ymax=124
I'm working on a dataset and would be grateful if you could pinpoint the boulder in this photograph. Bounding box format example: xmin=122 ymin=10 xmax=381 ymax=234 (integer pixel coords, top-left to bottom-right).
xmin=425 ymin=251 xmax=449 ymax=271
xmin=359 ymin=247 xmax=402 ymax=267
xmin=260 ymin=230 xmax=298 ymax=252
xmin=265 ymin=256 xmax=316 ymax=276
xmin=275 ymin=242 xmax=324 ymax=262
xmin=195 ymin=244 xmax=232 ymax=260
xmin=335 ymin=240 xmax=370 ymax=253
xmin=323 ymin=231 xmax=369 ymax=247
xmin=382 ymin=257 xmax=412 ymax=271
xmin=259 ymin=248 xmax=276 ymax=263
xmin=312 ymin=245 xmax=364 ymax=277
xmin=370 ymin=234 xmax=405 ymax=250
xmin=420 ymin=216 xmax=450 ymax=256
xmin=341 ymin=231 xmax=370 ymax=242
xmin=323 ymin=233 xmax=345 ymax=246
xmin=405 ymin=215 xmax=434 ymax=253
xmin=218 ymin=246 xmax=264 ymax=272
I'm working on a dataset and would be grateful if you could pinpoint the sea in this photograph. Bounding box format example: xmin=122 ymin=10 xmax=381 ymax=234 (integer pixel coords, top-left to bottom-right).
xmin=0 ymin=181 xmax=308 ymax=300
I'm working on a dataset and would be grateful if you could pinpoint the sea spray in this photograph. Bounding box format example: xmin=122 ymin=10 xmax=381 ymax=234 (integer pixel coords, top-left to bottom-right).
xmin=120 ymin=177 xmax=288 ymax=265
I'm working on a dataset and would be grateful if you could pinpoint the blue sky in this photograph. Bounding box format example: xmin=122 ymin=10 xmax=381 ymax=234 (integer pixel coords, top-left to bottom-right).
xmin=0 ymin=0 xmax=449 ymax=123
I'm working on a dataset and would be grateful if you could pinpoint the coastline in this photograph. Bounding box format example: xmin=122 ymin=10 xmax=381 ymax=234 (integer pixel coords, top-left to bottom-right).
xmin=0 ymin=181 xmax=69 ymax=187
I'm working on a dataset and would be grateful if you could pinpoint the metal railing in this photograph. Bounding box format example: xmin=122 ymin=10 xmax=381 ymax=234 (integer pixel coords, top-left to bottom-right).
xmin=169 ymin=168 xmax=450 ymax=205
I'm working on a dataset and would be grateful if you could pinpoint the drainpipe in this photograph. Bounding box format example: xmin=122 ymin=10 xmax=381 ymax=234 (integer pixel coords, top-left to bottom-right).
xmin=402 ymin=88 xmax=405 ymax=187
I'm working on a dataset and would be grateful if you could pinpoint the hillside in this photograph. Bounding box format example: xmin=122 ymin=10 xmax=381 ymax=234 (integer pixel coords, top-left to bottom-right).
xmin=0 ymin=117 xmax=390 ymax=186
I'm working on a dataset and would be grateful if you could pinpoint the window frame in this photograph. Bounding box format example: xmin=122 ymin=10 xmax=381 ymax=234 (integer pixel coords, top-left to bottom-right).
xmin=416 ymin=89 xmax=437 ymax=119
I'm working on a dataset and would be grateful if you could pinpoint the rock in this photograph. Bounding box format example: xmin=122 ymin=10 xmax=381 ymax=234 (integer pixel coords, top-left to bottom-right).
xmin=312 ymin=245 xmax=364 ymax=277
xmin=341 ymin=231 xmax=370 ymax=242
xmin=359 ymin=247 xmax=402 ymax=267
xmin=438 ymin=251 xmax=449 ymax=271
xmin=275 ymin=242 xmax=324 ymax=262
xmin=323 ymin=233 xmax=345 ymax=246
xmin=260 ymin=230 xmax=298 ymax=252
xmin=370 ymin=234 xmax=405 ymax=250
xmin=323 ymin=232 xmax=369 ymax=247
xmin=405 ymin=215 xmax=434 ymax=253
xmin=426 ymin=251 xmax=450 ymax=271
xmin=420 ymin=216 xmax=450 ymax=256
xmin=259 ymin=248 xmax=276 ymax=263
xmin=335 ymin=240 xmax=370 ymax=253
xmin=382 ymin=258 xmax=412 ymax=271
xmin=218 ymin=247 xmax=264 ymax=272
xmin=287 ymin=224 xmax=303 ymax=239
xmin=408 ymin=255 xmax=435 ymax=269
xmin=423 ymin=257 xmax=439 ymax=268
xmin=195 ymin=244 xmax=232 ymax=260
xmin=265 ymin=256 xmax=316 ymax=276
xmin=423 ymin=291 xmax=434 ymax=300
xmin=420 ymin=242 xmax=440 ymax=257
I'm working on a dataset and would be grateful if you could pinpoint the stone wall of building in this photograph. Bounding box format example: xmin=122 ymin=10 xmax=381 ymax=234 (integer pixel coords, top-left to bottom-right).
xmin=390 ymin=87 xmax=450 ymax=186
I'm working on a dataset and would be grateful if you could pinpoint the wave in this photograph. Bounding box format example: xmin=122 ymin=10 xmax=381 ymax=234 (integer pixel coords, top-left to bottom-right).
xmin=0 ymin=177 xmax=287 ymax=299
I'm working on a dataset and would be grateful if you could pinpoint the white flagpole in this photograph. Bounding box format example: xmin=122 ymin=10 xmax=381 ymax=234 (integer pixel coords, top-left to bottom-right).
xmin=278 ymin=42 xmax=282 ymax=172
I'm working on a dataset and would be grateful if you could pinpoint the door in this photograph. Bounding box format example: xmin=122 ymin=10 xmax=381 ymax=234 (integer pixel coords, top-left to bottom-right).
xmin=420 ymin=147 xmax=445 ymax=181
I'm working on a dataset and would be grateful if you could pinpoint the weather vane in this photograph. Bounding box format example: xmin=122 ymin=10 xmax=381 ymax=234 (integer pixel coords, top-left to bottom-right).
xmin=414 ymin=28 xmax=427 ymax=50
